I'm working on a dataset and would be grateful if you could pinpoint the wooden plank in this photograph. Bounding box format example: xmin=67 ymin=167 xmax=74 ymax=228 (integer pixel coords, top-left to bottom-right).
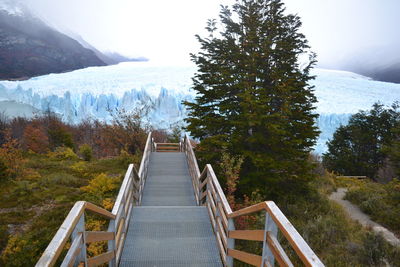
xmin=217 ymin=201 xmax=228 ymax=231
xmin=115 ymin=217 xmax=125 ymax=249
xmin=337 ymin=176 xmax=367 ymax=179
xmin=36 ymin=201 xmax=86 ymax=267
xmin=228 ymin=202 xmax=266 ymax=219
xmin=200 ymin=190 xmax=207 ymax=201
xmin=215 ymin=231 xmax=227 ymax=266
xmin=199 ymin=177 xmax=208 ymax=191
xmin=266 ymin=232 xmax=294 ymax=267
xmin=265 ymin=201 xmax=324 ymax=267
xmin=216 ymin=217 xmax=227 ymax=250
xmin=85 ymin=231 xmax=114 ymax=243
xmin=227 ymin=249 xmax=262 ymax=266
xmin=229 ymin=230 xmax=265 ymax=242
xmin=115 ymin=232 xmax=126 ymax=265
xmin=87 ymin=251 xmax=115 ymax=267
xmin=60 ymin=233 xmax=83 ymax=267
xmin=85 ymin=202 xmax=115 ymax=219
xmin=155 ymin=143 xmax=180 ymax=146
xmin=207 ymin=190 xmax=217 ymax=216
xmin=206 ymin=202 xmax=216 ymax=231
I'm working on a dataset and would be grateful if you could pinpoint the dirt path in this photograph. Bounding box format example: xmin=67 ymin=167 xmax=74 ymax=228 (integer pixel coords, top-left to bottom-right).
xmin=329 ymin=188 xmax=400 ymax=247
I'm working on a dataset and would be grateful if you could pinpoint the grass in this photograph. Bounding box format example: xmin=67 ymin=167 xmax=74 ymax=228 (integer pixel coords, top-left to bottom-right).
xmin=0 ymin=150 xmax=135 ymax=266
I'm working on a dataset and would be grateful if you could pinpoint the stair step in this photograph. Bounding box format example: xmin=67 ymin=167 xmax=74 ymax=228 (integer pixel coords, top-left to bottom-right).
xmin=120 ymin=207 xmax=222 ymax=267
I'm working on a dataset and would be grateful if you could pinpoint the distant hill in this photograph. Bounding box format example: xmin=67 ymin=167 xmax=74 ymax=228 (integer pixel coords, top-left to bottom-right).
xmin=338 ymin=45 xmax=400 ymax=84
xmin=0 ymin=4 xmax=106 ymax=80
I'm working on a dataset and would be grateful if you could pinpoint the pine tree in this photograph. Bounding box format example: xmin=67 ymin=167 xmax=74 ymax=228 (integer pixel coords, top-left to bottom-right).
xmin=185 ymin=0 xmax=319 ymax=199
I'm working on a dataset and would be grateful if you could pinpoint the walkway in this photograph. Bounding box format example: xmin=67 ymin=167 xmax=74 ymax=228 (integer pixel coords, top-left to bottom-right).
xmin=119 ymin=152 xmax=222 ymax=266
xmin=329 ymin=188 xmax=400 ymax=247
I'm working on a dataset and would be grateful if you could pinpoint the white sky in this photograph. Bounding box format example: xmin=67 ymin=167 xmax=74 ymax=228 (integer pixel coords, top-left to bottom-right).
xmin=24 ymin=0 xmax=400 ymax=66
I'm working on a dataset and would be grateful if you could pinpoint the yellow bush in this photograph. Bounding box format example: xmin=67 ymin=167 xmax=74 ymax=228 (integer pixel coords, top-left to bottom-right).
xmin=102 ymin=198 xmax=115 ymax=211
xmin=81 ymin=173 xmax=119 ymax=198
xmin=48 ymin=147 xmax=78 ymax=161
xmin=70 ymin=161 xmax=88 ymax=176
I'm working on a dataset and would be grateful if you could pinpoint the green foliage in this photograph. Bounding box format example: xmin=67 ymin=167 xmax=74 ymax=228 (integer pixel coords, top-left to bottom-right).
xmin=81 ymin=173 xmax=120 ymax=203
xmin=0 ymin=225 xmax=9 ymax=252
xmin=323 ymin=103 xmax=400 ymax=179
xmin=79 ymin=144 xmax=93 ymax=161
xmin=48 ymin=126 xmax=74 ymax=149
xmin=184 ymin=0 xmax=319 ymax=199
xmin=359 ymin=232 xmax=389 ymax=266
xmin=384 ymin=125 xmax=400 ymax=177
xmin=0 ymin=158 xmax=9 ymax=181
xmin=48 ymin=147 xmax=79 ymax=161
xmin=345 ymin=178 xmax=400 ymax=235
xmin=167 ymin=124 xmax=182 ymax=143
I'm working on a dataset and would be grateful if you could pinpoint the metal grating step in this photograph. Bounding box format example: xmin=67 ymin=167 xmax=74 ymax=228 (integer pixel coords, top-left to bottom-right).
xmin=141 ymin=153 xmax=196 ymax=206
xmin=119 ymin=207 xmax=222 ymax=267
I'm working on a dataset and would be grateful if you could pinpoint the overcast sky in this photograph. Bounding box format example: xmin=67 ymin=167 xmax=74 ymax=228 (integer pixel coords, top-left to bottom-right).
xmin=23 ymin=0 xmax=400 ymax=67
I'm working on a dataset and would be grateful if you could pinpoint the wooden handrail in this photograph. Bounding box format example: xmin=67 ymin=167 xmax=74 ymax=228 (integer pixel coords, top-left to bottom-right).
xmin=36 ymin=132 xmax=154 ymax=267
xmin=182 ymin=134 xmax=324 ymax=267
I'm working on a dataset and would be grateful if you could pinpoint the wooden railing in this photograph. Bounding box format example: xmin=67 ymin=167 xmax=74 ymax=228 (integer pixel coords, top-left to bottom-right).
xmin=154 ymin=142 xmax=181 ymax=152
xmin=182 ymin=134 xmax=324 ymax=267
xmin=36 ymin=132 xmax=154 ymax=267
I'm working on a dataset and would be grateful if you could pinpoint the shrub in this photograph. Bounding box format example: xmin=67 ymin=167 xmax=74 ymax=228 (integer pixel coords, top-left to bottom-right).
xmin=0 ymin=158 xmax=9 ymax=181
xmin=40 ymin=172 xmax=82 ymax=187
xmin=81 ymin=173 xmax=119 ymax=201
xmin=23 ymin=124 xmax=49 ymax=153
xmin=359 ymin=232 xmax=388 ymax=266
xmin=48 ymin=147 xmax=79 ymax=161
xmin=79 ymin=144 xmax=93 ymax=161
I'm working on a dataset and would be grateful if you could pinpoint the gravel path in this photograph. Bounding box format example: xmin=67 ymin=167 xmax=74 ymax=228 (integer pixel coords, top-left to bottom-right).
xmin=329 ymin=188 xmax=400 ymax=247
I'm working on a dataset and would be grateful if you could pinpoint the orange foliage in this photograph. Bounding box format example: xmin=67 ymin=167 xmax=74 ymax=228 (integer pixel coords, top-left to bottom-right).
xmin=0 ymin=133 xmax=25 ymax=179
xmin=23 ymin=124 xmax=49 ymax=153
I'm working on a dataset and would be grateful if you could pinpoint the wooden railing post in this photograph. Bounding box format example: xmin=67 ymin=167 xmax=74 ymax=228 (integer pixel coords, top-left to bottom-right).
xmin=72 ymin=213 xmax=87 ymax=266
xmin=227 ymin=218 xmax=235 ymax=267
xmin=107 ymin=219 xmax=116 ymax=267
xmin=262 ymin=211 xmax=278 ymax=266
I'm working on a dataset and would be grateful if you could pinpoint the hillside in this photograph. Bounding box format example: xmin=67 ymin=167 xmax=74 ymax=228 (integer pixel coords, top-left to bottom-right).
xmin=0 ymin=3 xmax=106 ymax=80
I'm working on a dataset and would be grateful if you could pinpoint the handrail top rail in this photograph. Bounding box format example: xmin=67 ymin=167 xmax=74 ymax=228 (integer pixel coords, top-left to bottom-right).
xmin=138 ymin=132 xmax=152 ymax=177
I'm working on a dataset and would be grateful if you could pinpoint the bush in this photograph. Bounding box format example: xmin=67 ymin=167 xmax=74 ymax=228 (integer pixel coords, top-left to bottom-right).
xmin=79 ymin=144 xmax=93 ymax=161
xmin=40 ymin=172 xmax=82 ymax=187
xmin=48 ymin=147 xmax=79 ymax=161
xmin=0 ymin=158 xmax=9 ymax=181
xmin=359 ymin=232 xmax=388 ymax=266
xmin=81 ymin=173 xmax=119 ymax=202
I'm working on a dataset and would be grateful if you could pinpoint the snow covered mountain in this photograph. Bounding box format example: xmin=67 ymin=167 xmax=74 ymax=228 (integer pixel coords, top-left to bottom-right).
xmin=0 ymin=0 xmax=106 ymax=80
xmin=0 ymin=62 xmax=399 ymax=153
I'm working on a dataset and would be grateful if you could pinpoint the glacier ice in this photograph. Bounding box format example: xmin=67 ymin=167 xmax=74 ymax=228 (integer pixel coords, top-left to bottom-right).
xmin=0 ymin=62 xmax=399 ymax=154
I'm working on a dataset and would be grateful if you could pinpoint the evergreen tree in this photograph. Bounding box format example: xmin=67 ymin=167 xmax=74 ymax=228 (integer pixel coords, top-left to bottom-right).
xmin=323 ymin=103 xmax=400 ymax=179
xmin=185 ymin=0 xmax=319 ymax=199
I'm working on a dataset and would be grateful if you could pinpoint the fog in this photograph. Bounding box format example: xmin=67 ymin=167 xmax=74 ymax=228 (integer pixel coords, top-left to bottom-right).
xmin=19 ymin=0 xmax=400 ymax=67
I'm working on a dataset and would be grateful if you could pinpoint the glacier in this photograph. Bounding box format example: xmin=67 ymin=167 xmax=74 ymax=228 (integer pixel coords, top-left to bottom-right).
xmin=0 ymin=62 xmax=399 ymax=154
